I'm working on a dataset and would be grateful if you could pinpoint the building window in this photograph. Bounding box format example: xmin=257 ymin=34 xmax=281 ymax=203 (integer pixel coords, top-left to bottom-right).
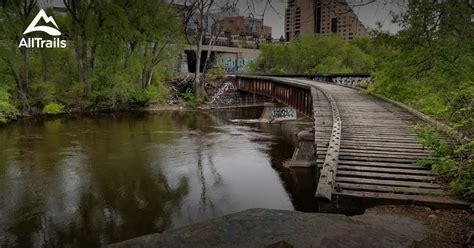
xmin=315 ymin=0 xmax=322 ymax=33
xmin=331 ymin=18 xmax=337 ymax=33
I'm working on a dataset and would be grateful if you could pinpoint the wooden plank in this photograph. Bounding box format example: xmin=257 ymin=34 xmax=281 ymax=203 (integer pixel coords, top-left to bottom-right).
xmin=336 ymin=182 xmax=446 ymax=195
xmin=337 ymin=155 xmax=421 ymax=163
xmin=337 ymin=165 xmax=433 ymax=175
xmin=336 ymin=177 xmax=441 ymax=188
xmin=319 ymin=147 xmax=429 ymax=156
xmin=334 ymin=190 xmax=470 ymax=208
xmin=336 ymin=160 xmax=425 ymax=169
xmin=317 ymin=140 xmax=424 ymax=149
xmin=317 ymin=151 xmax=433 ymax=159
xmin=337 ymin=170 xmax=435 ymax=181
xmin=341 ymin=135 xmax=419 ymax=141
xmin=338 ymin=145 xmax=427 ymax=153
xmin=338 ymin=138 xmax=423 ymax=144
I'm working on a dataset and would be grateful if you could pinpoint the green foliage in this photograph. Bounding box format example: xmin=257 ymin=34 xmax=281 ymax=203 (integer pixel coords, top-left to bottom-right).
xmin=42 ymin=103 xmax=65 ymax=115
xmin=373 ymin=1 xmax=473 ymax=201
xmin=414 ymin=125 xmax=473 ymax=200
xmin=183 ymin=90 xmax=206 ymax=108
xmin=371 ymin=1 xmax=474 ymax=138
xmin=414 ymin=125 xmax=451 ymax=157
xmin=0 ymin=0 xmax=184 ymax=121
xmin=183 ymin=90 xmax=197 ymax=108
xmin=0 ymin=87 xmax=19 ymax=123
xmin=248 ymin=35 xmax=374 ymax=74
xmin=359 ymin=82 xmax=369 ymax=89
xmin=205 ymin=65 xmax=226 ymax=84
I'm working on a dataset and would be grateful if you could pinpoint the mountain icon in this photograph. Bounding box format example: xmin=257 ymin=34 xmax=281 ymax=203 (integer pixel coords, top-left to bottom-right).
xmin=23 ymin=9 xmax=61 ymax=36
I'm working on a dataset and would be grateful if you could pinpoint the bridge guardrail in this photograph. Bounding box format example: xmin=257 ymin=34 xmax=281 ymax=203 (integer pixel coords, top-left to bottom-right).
xmin=249 ymin=73 xmax=373 ymax=89
xmin=236 ymin=75 xmax=313 ymax=116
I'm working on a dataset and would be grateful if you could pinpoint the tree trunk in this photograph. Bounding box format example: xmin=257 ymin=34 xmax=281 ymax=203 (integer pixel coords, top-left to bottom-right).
xmin=40 ymin=49 xmax=48 ymax=82
xmin=74 ymin=40 xmax=84 ymax=83
xmin=20 ymin=47 xmax=28 ymax=96
xmin=194 ymin=33 xmax=204 ymax=97
xmin=203 ymin=37 xmax=214 ymax=72
xmin=142 ymin=66 xmax=154 ymax=90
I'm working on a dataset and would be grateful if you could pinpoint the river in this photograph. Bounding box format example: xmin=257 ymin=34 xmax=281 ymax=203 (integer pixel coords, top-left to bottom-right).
xmin=0 ymin=108 xmax=315 ymax=247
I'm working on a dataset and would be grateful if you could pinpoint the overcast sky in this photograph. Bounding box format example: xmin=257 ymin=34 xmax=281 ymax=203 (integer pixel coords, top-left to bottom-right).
xmin=40 ymin=0 xmax=406 ymax=38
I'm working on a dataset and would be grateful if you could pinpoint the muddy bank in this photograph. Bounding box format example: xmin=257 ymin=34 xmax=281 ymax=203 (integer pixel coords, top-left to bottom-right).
xmin=369 ymin=205 xmax=473 ymax=248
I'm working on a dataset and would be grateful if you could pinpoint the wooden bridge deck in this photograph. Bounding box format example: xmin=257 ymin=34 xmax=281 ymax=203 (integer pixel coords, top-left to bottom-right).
xmin=282 ymin=78 xmax=468 ymax=207
xmin=236 ymin=76 xmax=468 ymax=208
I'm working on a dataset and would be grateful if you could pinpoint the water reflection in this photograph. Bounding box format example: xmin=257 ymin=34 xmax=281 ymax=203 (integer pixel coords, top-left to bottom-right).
xmin=0 ymin=109 xmax=311 ymax=247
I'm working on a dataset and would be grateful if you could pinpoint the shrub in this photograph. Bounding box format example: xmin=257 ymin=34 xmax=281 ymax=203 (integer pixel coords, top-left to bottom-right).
xmin=359 ymin=82 xmax=369 ymax=89
xmin=414 ymin=125 xmax=473 ymax=200
xmin=42 ymin=103 xmax=65 ymax=114
xmin=206 ymin=65 xmax=226 ymax=84
xmin=0 ymin=87 xmax=19 ymax=123
xmin=183 ymin=89 xmax=206 ymax=108
xmin=250 ymin=35 xmax=374 ymax=74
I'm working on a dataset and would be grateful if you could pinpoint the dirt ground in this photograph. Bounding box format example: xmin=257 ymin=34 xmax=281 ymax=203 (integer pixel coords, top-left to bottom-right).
xmin=368 ymin=205 xmax=474 ymax=248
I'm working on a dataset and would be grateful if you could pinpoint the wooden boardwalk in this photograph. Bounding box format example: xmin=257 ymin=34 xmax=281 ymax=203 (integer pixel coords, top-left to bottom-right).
xmin=284 ymin=78 xmax=468 ymax=207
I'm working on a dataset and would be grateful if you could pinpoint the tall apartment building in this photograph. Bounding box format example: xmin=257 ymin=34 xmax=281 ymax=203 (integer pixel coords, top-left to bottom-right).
xmin=285 ymin=0 xmax=368 ymax=42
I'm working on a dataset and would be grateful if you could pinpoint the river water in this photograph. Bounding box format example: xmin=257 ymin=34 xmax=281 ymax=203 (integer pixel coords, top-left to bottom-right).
xmin=0 ymin=109 xmax=315 ymax=247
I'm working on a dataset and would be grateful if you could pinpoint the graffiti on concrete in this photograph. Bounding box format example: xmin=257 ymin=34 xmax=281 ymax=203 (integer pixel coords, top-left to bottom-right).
xmin=332 ymin=77 xmax=373 ymax=87
xmin=312 ymin=76 xmax=330 ymax=82
xmin=209 ymin=79 xmax=238 ymax=105
xmin=271 ymin=107 xmax=296 ymax=119
xmin=216 ymin=58 xmax=254 ymax=73
xmin=311 ymin=76 xmax=373 ymax=87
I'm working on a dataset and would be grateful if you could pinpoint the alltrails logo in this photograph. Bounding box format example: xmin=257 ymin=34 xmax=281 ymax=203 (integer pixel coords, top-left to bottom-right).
xmin=18 ymin=9 xmax=66 ymax=48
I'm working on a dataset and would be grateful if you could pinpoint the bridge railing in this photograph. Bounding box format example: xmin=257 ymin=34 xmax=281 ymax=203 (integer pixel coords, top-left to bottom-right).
xmin=236 ymin=75 xmax=313 ymax=117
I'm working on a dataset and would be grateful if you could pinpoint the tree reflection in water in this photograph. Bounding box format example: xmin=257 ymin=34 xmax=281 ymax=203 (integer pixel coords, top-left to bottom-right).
xmin=0 ymin=109 xmax=301 ymax=247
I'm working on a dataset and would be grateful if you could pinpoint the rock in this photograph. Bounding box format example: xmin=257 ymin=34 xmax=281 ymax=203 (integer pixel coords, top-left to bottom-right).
xmin=109 ymin=209 xmax=429 ymax=248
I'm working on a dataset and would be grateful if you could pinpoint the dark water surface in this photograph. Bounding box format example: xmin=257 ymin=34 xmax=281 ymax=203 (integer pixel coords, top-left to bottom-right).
xmin=0 ymin=109 xmax=314 ymax=247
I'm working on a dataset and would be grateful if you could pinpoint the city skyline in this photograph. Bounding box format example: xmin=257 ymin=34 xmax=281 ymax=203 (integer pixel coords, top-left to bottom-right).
xmin=236 ymin=0 xmax=404 ymax=38
xmin=40 ymin=0 xmax=405 ymax=38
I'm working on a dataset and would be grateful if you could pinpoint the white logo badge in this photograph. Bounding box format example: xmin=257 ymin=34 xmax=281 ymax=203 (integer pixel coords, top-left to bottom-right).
xmin=24 ymin=9 xmax=61 ymax=36
xmin=19 ymin=9 xmax=66 ymax=48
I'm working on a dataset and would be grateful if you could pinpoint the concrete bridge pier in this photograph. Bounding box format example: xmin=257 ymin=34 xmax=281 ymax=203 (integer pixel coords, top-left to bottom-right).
xmin=287 ymin=129 xmax=317 ymax=169
xmin=285 ymin=129 xmax=319 ymax=211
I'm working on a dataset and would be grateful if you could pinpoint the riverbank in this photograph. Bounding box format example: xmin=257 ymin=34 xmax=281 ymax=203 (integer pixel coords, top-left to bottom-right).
xmin=110 ymin=205 xmax=473 ymax=247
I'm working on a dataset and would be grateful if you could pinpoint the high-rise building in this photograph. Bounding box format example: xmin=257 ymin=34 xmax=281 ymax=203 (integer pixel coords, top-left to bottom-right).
xmin=285 ymin=0 xmax=368 ymax=42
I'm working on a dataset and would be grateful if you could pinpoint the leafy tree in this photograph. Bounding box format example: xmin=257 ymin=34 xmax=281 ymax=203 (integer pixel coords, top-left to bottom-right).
xmin=180 ymin=0 xmax=237 ymax=97
xmin=122 ymin=0 xmax=183 ymax=90
xmin=372 ymin=0 xmax=474 ymax=136
xmin=370 ymin=0 xmax=473 ymax=199
xmin=0 ymin=0 xmax=38 ymax=111
xmin=0 ymin=86 xmax=18 ymax=123
xmin=0 ymin=0 xmax=184 ymax=116
xmin=249 ymin=35 xmax=373 ymax=74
